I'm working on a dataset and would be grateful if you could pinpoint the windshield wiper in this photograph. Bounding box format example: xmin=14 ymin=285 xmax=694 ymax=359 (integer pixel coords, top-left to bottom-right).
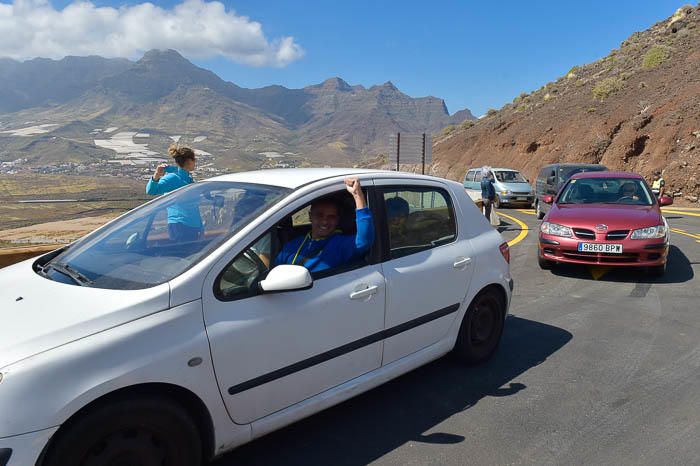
xmin=45 ymin=262 xmax=93 ymax=286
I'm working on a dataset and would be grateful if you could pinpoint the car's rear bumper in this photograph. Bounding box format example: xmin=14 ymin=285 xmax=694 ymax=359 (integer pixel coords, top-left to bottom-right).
xmin=0 ymin=427 xmax=57 ymax=466
xmin=538 ymin=234 xmax=668 ymax=266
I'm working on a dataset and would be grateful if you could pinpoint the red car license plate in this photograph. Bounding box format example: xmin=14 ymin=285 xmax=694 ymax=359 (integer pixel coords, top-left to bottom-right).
xmin=578 ymin=243 xmax=623 ymax=254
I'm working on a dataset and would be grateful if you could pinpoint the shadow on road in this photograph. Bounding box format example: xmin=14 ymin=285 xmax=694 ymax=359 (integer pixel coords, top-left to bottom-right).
xmin=214 ymin=316 xmax=572 ymax=466
xmin=549 ymin=245 xmax=694 ymax=284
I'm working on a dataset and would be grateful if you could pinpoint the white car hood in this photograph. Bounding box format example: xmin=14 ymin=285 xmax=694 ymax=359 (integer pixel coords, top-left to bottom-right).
xmin=0 ymin=259 xmax=171 ymax=369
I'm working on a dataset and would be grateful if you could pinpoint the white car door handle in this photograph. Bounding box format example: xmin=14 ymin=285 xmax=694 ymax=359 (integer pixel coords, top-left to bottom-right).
xmin=453 ymin=257 xmax=472 ymax=268
xmin=350 ymin=285 xmax=379 ymax=300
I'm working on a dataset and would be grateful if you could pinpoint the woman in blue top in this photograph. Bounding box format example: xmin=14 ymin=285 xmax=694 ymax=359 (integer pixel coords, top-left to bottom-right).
xmin=146 ymin=145 xmax=203 ymax=241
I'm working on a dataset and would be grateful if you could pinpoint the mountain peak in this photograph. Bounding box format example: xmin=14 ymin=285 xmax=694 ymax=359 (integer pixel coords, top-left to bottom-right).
xmin=138 ymin=49 xmax=190 ymax=65
xmin=369 ymin=81 xmax=400 ymax=93
xmin=311 ymin=77 xmax=352 ymax=91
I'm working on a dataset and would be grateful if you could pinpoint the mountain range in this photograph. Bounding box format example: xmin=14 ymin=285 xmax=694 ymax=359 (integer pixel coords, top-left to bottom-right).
xmin=0 ymin=50 xmax=473 ymax=169
xmin=432 ymin=4 xmax=700 ymax=204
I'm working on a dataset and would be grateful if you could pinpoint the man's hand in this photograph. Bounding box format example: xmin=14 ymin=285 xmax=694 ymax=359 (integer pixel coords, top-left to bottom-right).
xmin=153 ymin=163 xmax=168 ymax=181
xmin=345 ymin=177 xmax=367 ymax=209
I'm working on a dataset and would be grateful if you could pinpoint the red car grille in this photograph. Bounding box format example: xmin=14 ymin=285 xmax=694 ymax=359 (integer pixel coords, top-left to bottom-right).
xmin=561 ymin=250 xmax=640 ymax=263
xmin=606 ymin=230 xmax=630 ymax=240
xmin=573 ymin=228 xmax=595 ymax=240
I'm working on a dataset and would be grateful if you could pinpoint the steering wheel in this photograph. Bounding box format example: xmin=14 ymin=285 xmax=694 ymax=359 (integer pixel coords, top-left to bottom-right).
xmin=617 ymin=195 xmax=636 ymax=203
xmin=239 ymin=249 xmax=268 ymax=289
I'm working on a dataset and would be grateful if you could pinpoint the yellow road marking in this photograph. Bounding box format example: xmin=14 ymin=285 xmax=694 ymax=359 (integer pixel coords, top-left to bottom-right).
xmin=671 ymin=228 xmax=700 ymax=240
xmin=663 ymin=209 xmax=700 ymax=218
xmin=517 ymin=209 xmax=536 ymax=215
xmin=589 ymin=266 xmax=610 ymax=280
xmin=498 ymin=211 xmax=530 ymax=247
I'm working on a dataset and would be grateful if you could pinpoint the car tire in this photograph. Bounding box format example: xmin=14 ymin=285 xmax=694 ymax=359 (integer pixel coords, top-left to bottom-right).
xmin=494 ymin=196 xmax=501 ymax=209
xmin=535 ymin=201 xmax=545 ymax=219
xmin=648 ymin=263 xmax=666 ymax=278
xmin=41 ymin=397 xmax=202 ymax=466
xmin=452 ymin=289 xmax=505 ymax=365
xmin=538 ymin=254 xmax=552 ymax=270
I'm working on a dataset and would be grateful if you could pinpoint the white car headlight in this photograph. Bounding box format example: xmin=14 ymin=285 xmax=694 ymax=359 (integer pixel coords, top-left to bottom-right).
xmin=541 ymin=222 xmax=574 ymax=238
xmin=631 ymin=224 xmax=667 ymax=239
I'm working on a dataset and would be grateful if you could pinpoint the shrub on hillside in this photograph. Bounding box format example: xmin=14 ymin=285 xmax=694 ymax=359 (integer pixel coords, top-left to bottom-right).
xmin=643 ymin=45 xmax=671 ymax=68
xmin=592 ymin=77 xmax=624 ymax=100
xmin=486 ymin=108 xmax=498 ymax=116
xmin=460 ymin=119 xmax=475 ymax=130
xmin=442 ymin=125 xmax=456 ymax=136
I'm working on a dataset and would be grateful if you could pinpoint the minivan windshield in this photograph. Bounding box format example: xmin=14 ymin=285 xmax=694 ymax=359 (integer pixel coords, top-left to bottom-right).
xmin=494 ymin=170 xmax=527 ymax=183
xmin=558 ymin=178 xmax=654 ymax=206
xmin=39 ymin=181 xmax=290 ymax=290
xmin=558 ymin=165 xmax=607 ymax=183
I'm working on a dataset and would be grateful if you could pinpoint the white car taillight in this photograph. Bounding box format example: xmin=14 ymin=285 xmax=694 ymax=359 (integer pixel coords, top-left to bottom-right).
xmin=499 ymin=242 xmax=510 ymax=264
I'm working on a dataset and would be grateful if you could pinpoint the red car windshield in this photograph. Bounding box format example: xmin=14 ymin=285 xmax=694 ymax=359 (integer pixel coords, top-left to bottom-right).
xmin=558 ymin=178 xmax=654 ymax=206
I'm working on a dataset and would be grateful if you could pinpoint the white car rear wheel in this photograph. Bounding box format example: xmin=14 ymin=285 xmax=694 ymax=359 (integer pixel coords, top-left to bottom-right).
xmin=452 ymin=289 xmax=505 ymax=365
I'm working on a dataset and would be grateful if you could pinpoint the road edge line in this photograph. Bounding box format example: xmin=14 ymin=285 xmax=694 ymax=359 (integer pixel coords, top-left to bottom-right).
xmin=498 ymin=211 xmax=530 ymax=248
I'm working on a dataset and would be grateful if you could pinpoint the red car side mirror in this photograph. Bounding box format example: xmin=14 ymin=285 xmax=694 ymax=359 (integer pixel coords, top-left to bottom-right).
xmin=659 ymin=195 xmax=674 ymax=207
xmin=543 ymin=194 xmax=554 ymax=204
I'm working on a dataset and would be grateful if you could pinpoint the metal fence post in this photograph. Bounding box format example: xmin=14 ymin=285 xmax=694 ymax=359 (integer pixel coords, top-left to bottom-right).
xmin=421 ymin=132 xmax=426 ymax=175
xmin=396 ymin=132 xmax=400 ymax=171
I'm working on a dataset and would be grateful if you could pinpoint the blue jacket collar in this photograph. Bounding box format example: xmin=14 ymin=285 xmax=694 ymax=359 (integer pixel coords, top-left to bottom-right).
xmin=177 ymin=167 xmax=193 ymax=182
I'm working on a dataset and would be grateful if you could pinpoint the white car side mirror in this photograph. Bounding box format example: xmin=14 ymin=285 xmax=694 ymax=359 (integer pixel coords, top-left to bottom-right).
xmin=259 ymin=265 xmax=313 ymax=293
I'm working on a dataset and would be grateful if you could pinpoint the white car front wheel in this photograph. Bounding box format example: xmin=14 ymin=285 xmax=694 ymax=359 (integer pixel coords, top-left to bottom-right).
xmin=41 ymin=397 xmax=203 ymax=466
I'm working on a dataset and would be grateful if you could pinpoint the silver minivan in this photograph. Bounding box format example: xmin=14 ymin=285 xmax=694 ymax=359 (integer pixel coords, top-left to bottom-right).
xmin=463 ymin=167 xmax=534 ymax=208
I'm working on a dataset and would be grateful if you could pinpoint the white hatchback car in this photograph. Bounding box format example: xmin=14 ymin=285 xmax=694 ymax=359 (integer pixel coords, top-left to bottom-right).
xmin=0 ymin=169 xmax=512 ymax=466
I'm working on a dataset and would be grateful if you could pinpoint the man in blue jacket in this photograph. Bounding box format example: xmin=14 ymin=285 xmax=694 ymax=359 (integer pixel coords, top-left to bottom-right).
xmin=274 ymin=177 xmax=374 ymax=273
xmin=480 ymin=167 xmax=496 ymax=220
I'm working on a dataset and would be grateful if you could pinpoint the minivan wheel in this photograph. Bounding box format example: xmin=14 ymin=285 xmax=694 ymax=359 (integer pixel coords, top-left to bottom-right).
xmin=452 ymin=289 xmax=505 ymax=365
xmin=535 ymin=201 xmax=544 ymax=219
xmin=494 ymin=196 xmax=501 ymax=209
xmin=42 ymin=397 xmax=202 ymax=466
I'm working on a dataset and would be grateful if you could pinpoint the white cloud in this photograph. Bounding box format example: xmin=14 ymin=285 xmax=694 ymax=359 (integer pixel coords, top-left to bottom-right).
xmin=0 ymin=0 xmax=304 ymax=67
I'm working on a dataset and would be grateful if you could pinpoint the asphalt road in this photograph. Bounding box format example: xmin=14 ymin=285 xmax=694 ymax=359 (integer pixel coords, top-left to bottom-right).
xmin=214 ymin=207 xmax=700 ymax=466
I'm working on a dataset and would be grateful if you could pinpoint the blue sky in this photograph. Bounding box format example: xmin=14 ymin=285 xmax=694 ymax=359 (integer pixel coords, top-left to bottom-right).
xmin=16 ymin=0 xmax=693 ymax=116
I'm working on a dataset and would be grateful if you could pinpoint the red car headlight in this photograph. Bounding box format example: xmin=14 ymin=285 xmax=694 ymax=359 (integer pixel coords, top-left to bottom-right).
xmin=631 ymin=224 xmax=667 ymax=240
xmin=540 ymin=222 xmax=573 ymax=238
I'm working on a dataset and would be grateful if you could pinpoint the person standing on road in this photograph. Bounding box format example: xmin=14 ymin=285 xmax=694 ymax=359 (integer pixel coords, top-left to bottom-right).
xmin=651 ymin=171 xmax=666 ymax=199
xmin=480 ymin=166 xmax=496 ymax=220
xmin=146 ymin=145 xmax=202 ymax=241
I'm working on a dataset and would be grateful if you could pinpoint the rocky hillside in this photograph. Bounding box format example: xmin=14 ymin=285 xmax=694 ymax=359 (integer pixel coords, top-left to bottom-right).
xmin=0 ymin=50 xmax=474 ymax=169
xmin=432 ymin=5 xmax=700 ymax=204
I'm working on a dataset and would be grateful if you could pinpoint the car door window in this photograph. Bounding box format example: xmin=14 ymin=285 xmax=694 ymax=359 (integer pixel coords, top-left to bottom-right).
xmin=474 ymin=171 xmax=483 ymax=183
xmin=382 ymin=188 xmax=456 ymax=259
xmin=215 ymin=187 xmax=376 ymax=300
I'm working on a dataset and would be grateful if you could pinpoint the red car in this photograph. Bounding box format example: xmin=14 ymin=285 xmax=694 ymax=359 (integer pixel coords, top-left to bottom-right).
xmin=538 ymin=171 xmax=673 ymax=276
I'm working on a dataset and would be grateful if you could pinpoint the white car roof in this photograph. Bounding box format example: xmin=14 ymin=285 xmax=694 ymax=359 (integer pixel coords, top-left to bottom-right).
xmin=205 ymin=168 xmax=438 ymax=190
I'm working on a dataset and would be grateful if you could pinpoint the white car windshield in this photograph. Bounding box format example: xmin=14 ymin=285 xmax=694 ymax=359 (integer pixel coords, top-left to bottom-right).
xmin=38 ymin=181 xmax=290 ymax=290
xmin=558 ymin=178 xmax=654 ymax=206
xmin=494 ymin=171 xmax=527 ymax=183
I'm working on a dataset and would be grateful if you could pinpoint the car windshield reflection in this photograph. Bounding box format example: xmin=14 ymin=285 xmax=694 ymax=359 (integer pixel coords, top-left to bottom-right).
xmin=39 ymin=181 xmax=291 ymax=290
